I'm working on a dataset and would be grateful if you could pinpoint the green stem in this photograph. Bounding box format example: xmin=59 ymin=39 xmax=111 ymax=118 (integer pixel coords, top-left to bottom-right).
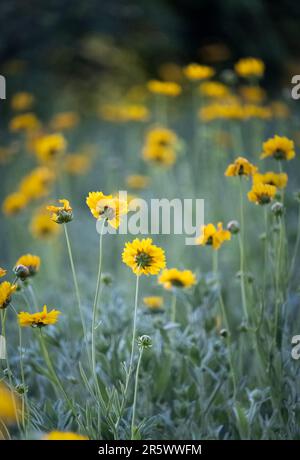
xmin=239 ymin=178 xmax=248 ymax=322
xmin=274 ymin=216 xmax=283 ymax=349
xmin=289 ymin=202 xmax=300 ymax=283
xmin=171 ymin=293 xmax=177 ymax=323
xmin=131 ymin=347 xmax=143 ymax=440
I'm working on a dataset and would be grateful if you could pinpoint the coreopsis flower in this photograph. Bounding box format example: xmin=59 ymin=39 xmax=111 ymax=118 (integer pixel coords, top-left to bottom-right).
xmin=225 ymin=157 xmax=258 ymax=177
xmin=248 ymin=183 xmax=277 ymax=205
xmin=2 ymin=192 xmax=28 ymax=215
xmin=0 ymin=383 xmax=21 ymax=425
xmin=126 ymin=175 xmax=150 ymax=190
xmin=199 ymin=101 xmax=244 ymax=121
xmin=199 ymin=81 xmax=230 ymax=99
xmin=19 ymin=167 xmax=55 ymax=201
xmin=143 ymin=144 xmax=176 ymax=167
xmin=243 ymin=105 xmax=272 ymax=120
xmin=30 ymin=210 xmax=61 ymax=239
xmin=0 ymin=281 xmax=16 ymax=309
xmin=50 ymin=111 xmax=79 ymax=131
xmin=86 ymin=192 xmax=128 ymax=229
xmin=158 ymin=268 xmax=196 ymax=289
xmin=197 ymin=223 xmax=231 ymax=250
xmin=253 ymin=172 xmax=288 ymax=189
xmin=14 ymin=254 xmax=41 ymax=279
xmin=18 ymin=305 xmax=61 ymax=328
xmin=183 ymin=63 xmax=215 ymax=81
xmin=122 ymin=238 xmax=166 ymax=276
xmin=33 ymin=133 xmax=67 ymax=163
xmin=234 ymin=58 xmax=265 ymax=78
xmin=124 ymin=105 xmax=149 ymax=122
xmin=143 ymin=296 xmax=164 ymax=310
xmin=145 ymin=127 xmax=178 ymax=148
xmin=0 ymin=268 xmax=6 ymax=278
xmin=47 ymin=199 xmax=73 ymax=224
xmin=44 ymin=431 xmax=88 ymax=440
xmin=64 ymin=154 xmax=91 ymax=175
xmin=11 ymin=92 xmax=34 ymax=111
xmin=239 ymin=86 xmax=266 ymax=103
xmin=9 ymin=113 xmax=41 ymax=132
xmin=261 ymin=135 xmax=295 ymax=161
xmin=147 ymin=80 xmax=182 ymax=97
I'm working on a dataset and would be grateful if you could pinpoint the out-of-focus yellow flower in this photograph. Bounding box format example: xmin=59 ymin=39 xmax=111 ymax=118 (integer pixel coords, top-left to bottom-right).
xmin=19 ymin=167 xmax=55 ymax=201
xmin=199 ymin=101 xmax=244 ymax=121
xmin=64 ymin=154 xmax=92 ymax=175
xmin=15 ymin=254 xmax=41 ymax=277
xmin=2 ymin=192 xmax=28 ymax=215
xmin=271 ymin=101 xmax=289 ymax=118
xmin=147 ymin=80 xmax=181 ymax=97
xmin=146 ymin=127 xmax=178 ymax=148
xmin=86 ymin=192 xmax=128 ymax=229
xmin=261 ymin=135 xmax=295 ymax=161
xmin=183 ymin=64 xmax=215 ymax=81
xmin=243 ymin=104 xmax=271 ymax=119
xmin=248 ymin=183 xmax=276 ymax=205
xmin=0 ymin=383 xmax=21 ymax=425
xmin=0 ymin=268 xmax=6 ymax=278
xmin=33 ymin=133 xmax=67 ymax=163
xmin=47 ymin=199 xmax=73 ymax=224
xmin=197 ymin=223 xmax=231 ymax=250
xmin=99 ymin=104 xmax=149 ymax=122
xmin=225 ymin=157 xmax=257 ymax=177
xmin=235 ymin=57 xmax=265 ymax=78
xmin=239 ymin=86 xmax=266 ymax=103
xmin=44 ymin=431 xmax=88 ymax=440
xmin=126 ymin=175 xmax=150 ymax=190
xmin=0 ymin=281 xmax=16 ymax=309
xmin=18 ymin=305 xmax=61 ymax=327
xmin=125 ymin=105 xmax=149 ymax=121
xmin=11 ymin=92 xmax=34 ymax=112
xmin=253 ymin=172 xmax=288 ymax=189
xmin=50 ymin=112 xmax=79 ymax=131
xmin=158 ymin=268 xmax=196 ymax=289
xmin=158 ymin=62 xmax=183 ymax=82
xmin=9 ymin=113 xmax=41 ymax=132
xmin=143 ymin=296 xmax=164 ymax=310
xmin=30 ymin=210 xmax=61 ymax=239
xmin=122 ymin=238 xmax=166 ymax=276
xmin=199 ymin=81 xmax=230 ymax=99
xmin=143 ymin=144 xmax=176 ymax=167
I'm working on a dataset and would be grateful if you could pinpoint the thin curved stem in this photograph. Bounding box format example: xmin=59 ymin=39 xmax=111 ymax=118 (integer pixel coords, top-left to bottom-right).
xmin=131 ymin=347 xmax=143 ymax=440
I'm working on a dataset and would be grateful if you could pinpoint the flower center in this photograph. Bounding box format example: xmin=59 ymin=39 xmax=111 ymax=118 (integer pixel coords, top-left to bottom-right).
xmin=274 ymin=148 xmax=285 ymax=160
xmin=99 ymin=205 xmax=116 ymax=220
xmin=206 ymin=236 xmax=213 ymax=245
xmin=259 ymin=194 xmax=271 ymax=205
xmin=170 ymin=278 xmax=184 ymax=287
xmin=135 ymin=251 xmax=152 ymax=268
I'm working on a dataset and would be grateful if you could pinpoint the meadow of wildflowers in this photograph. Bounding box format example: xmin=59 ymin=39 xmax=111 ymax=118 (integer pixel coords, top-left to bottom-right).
xmin=1 ymin=54 xmax=300 ymax=442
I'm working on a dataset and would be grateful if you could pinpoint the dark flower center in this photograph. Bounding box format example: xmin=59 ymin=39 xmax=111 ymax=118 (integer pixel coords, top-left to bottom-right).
xmin=135 ymin=251 xmax=152 ymax=268
xmin=170 ymin=278 xmax=184 ymax=287
xmin=259 ymin=194 xmax=271 ymax=205
xmin=274 ymin=149 xmax=285 ymax=160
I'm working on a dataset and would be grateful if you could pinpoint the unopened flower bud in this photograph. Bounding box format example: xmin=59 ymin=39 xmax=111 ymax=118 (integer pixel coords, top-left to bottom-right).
xmin=227 ymin=220 xmax=240 ymax=234
xmin=271 ymin=201 xmax=284 ymax=217
xmin=101 ymin=272 xmax=113 ymax=285
xmin=137 ymin=335 xmax=152 ymax=349
xmin=14 ymin=264 xmax=30 ymax=280
xmin=220 ymin=328 xmax=228 ymax=338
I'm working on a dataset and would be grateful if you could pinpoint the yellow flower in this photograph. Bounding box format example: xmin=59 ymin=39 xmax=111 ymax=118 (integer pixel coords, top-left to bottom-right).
xmin=158 ymin=268 xmax=196 ymax=289
xmin=143 ymin=296 xmax=164 ymax=310
xmin=243 ymin=104 xmax=272 ymax=120
xmin=50 ymin=111 xmax=79 ymax=131
xmin=86 ymin=192 xmax=128 ymax=229
xmin=234 ymin=58 xmax=265 ymax=78
xmin=126 ymin=175 xmax=150 ymax=190
xmin=183 ymin=64 xmax=215 ymax=81
xmin=11 ymin=92 xmax=34 ymax=111
xmin=99 ymin=104 xmax=149 ymax=122
xmin=143 ymin=144 xmax=176 ymax=167
xmin=248 ymin=183 xmax=277 ymax=205
xmin=0 ymin=281 xmax=17 ymax=309
xmin=0 ymin=267 xmax=6 ymax=278
xmin=0 ymin=383 xmax=21 ymax=425
xmin=19 ymin=167 xmax=55 ymax=201
xmin=30 ymin=210 xmax=61 ymax=239
xmin=197 ymin=223 xmax=231 ymax=250
xmin=271 ymin=102 xmax=289 ymax=119
xmin=15 ymin=254 xmax=41 ymax=277
xmin=145 ymin=127 xmax=177 ymax=148
xmin=239 ymin=85 xmax=266 ymax=103
xmin=2 ymin=192 xmax=28 ymax=215
xmin=261 ymin=135 xmax=295 ymax=161
xmin=9 ymin=113 xmax=41 ymax=132
xmin=18 ymin=305 xmax=61 ymax=328
xmin=44 ymin=431 xmax=88 ymax=440
xmin=147 ymin=80 xmax=182 ymax=97
xmin=64 ymin=154 xmax=91 ymax=175
xmin=199 ymin=82 xmax=230 ymax=99
xmin=122 ymin=238 xmax=166 ymax=276
xmin=47 ymin=199 xmax=73 ymax=224
xmin=225 ymin=157 xmax=258 ymax=177
xmin=33 ymin=133 xmax=67 ymax=163
xmin=253 ymin=172 xmax=288 ymax=189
